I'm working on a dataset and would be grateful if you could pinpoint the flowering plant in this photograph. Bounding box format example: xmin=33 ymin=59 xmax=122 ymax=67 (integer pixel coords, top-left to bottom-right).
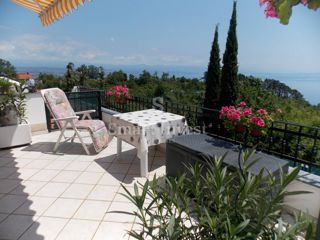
xmin=106 ymin=85 xmax=130 ymax=104
xmin=220 ymin=102 xmax=276 ymax=137
xmin=259 ymin=0 xmax=319 ymax=25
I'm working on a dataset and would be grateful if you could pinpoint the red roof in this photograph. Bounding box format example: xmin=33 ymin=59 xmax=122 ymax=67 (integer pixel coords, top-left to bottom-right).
xmin=16 ymin=72 xmax=33 ymax=80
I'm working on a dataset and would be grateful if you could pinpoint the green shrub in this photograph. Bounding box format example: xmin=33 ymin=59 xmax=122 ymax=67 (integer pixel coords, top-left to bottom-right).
xmin=121 ymin=149 xmax=315 ymax=240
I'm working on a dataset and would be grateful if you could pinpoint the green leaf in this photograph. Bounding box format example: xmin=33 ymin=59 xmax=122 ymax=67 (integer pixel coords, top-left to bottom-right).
xmin=308 ymin=0 xmax=320 ymax=10
xmin=278 ymin=0 xmax=293 ymax=25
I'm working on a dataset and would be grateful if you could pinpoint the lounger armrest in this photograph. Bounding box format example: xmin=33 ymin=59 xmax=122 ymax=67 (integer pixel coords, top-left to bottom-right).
xmin=75 ymin=110 xmax=96 ymax=115
xmin=75 ymin=110 xmax=95 ymax=120
xmin=55 ymin=116 xmax=79 ymax=122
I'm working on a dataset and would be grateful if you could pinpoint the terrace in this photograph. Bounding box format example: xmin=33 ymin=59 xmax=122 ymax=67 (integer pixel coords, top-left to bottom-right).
xmin=0 ymin=90 xmax=319 ymax=239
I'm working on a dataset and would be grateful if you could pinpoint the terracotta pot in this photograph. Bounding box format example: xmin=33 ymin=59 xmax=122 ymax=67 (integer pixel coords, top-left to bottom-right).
xmin=250 ymin=128 xmax=262 ymax=137
xmin=234 ymin=124 xmax=246 ymax=133
xmin=115 ymin=96 xmax=128 ymax=105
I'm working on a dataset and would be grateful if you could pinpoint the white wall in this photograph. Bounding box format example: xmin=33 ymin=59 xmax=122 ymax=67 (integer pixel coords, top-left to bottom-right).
xmin=26 ymin=93 xmax=47 ymax=132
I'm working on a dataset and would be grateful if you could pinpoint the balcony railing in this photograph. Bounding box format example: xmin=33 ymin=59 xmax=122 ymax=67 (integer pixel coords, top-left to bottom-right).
xmin=44 ymin=89 xmax=319 ymax=175
xmin=102 ymin=94 xmax=320 ymax=175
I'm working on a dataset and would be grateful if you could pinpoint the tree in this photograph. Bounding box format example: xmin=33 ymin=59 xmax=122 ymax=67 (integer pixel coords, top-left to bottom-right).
xmin=219 ymin=1 xmax=238 ymax=108
xmin=0 ymin=59 xmax=16 ymax=78
xmin=204 ymin=25 xmax=221 ymax=109
xmin=65 ymin=62 xmax=75 ymax=91
xmin=87 ymin=65 xmax=100 ymax=79
xmin=98 ymin=66 xmax=105 ymax=89
xmin=76 ymin=64 xmax=88 ymax=86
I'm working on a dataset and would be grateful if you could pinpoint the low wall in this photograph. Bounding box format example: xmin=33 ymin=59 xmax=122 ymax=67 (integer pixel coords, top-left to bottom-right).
xmin=26 ymin=93 xmax=47 ymax=133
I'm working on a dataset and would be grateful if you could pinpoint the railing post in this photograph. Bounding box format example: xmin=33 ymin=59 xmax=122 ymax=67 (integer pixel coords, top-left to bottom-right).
xmin=97 ymin=91 xmax=102 ymax=120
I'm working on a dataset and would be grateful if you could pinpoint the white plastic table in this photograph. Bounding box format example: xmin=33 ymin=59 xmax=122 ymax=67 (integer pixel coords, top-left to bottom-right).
xmin=110 ymin=109 xmax=188 ymax=177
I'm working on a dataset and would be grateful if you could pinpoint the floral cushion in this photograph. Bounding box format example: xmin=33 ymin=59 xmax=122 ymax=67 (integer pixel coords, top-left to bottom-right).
xmin=44 ymin=88 xmax=76 ymax=126
xmin=75 ymin=120 xmax=109 ymax=152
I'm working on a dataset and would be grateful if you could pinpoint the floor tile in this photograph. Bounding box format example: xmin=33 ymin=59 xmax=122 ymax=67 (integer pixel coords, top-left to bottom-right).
xmin=61 ymin=183 xmax=95 ymax=199
xmin=0 ymin=157 xmax=16 ymax=167
xmin=43 ymin=198 xmax=83 ymax=218
xmin=24 ymin=159 xmax=52 ymax=169
xmin=35 ymin=182 xmax=70 ymax=197
xmin=56 ymin=219 xmax=100 ymax=240
xmin=74 ymin=172 xmax=103 ymax=184
xmin=19 ymin=216 xmax=68 ymax=240
xmin=54 ymin=154 xmax=79 ymax=161
xmin=88 ymin=185 xmax=119 ymax=201
xmin=44 ymin=160 xmax=71 ymax=170
xmin=108 ymin=163 xmax=131 ymax=174
xmin=93 ymin=222 xmax=132 ymax=240
xmin=0 ymin=194 xmax=27 ymax=213
xmin=22 ymin=151 xmax=43 ymax=159
xmin=6 ymin=158 xmax=34 ymax=168
xmin=86 ymin=162 xmax=111 ymax=173
xmin=28 ymin=169 xmax=60 ymax=181
xmin=0 ymin=213 xmax=8 ymax=223
xmin=0 ymin=179 xmax=21 ymax=193
xmin=0 ymin=214 xmax=37 ymax=240
xmin=14 ymin=196 xmax=56 ymax=216
xmin=10 ymin=180 xmax=47 ymax=196
xmin=74 ymin=200 xmax=111 ymax=221
xmin=51 ymin=170 xmax=82 ymax=183
xmin=104 ymin=202 xmax=136 ymax=223
xmin=65 ymin=161 xmax=91 ymax=171
xmin=97 ymin=172 xmax=126 ymax=186
xmin=8 ymin=168 xmax=40 ymax=180
xmin=0 ymin=167 xmax=17 ymax=179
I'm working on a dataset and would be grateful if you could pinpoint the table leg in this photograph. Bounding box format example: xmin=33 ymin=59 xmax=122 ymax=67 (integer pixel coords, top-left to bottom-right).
xmin=140 ymin=151 xmax=148 ymax=177
xmin=117 ymin=137 xmax=122 ymax=157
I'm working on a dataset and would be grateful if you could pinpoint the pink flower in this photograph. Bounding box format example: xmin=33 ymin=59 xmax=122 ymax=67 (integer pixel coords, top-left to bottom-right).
xmin=259 ymin=0 xmax=269 ymax=7
xmin=300 ymin=0 xmax=308 ymax=6
xmin=257 ymin=108 xmax=267 ymax=115
xmin=239 ymin=101 xmax=246 ymax=108
xmin=277 ymin=108 xmax=283 ymax=114
xmin=243 ymin=108 xmax=252 ymax=116
xmin=106 ymin=91 xmax=113 ymax=96
xmin=264 ymin=2 xmax=278 ymax=18
xmin=257 ymin=119 xmax=266 ymax=127
xmin=122 ymin=87 xmax=129 ymax=93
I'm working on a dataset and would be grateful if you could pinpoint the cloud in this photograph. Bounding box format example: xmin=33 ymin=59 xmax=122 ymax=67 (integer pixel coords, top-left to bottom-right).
xmin=0 ymin=34 xmax=204 ymax=66
xmin=0 ymin=34 xmax=108 ymax=64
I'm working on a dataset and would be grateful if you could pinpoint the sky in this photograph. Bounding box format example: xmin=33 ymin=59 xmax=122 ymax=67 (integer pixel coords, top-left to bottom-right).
xmin=0 ymin=0 xmax=319 ymax=74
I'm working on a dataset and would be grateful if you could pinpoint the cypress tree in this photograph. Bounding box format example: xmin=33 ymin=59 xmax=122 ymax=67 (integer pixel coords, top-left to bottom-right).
xmin=204 ymin=25 xmax=221 ymax=109
xmin=219 ymin=1 xmax=238 ymax=108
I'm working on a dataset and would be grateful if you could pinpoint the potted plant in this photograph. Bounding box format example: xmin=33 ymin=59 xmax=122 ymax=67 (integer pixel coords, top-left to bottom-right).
xmin=106 ymin=85 xmax=130 ymax=105
xmin=219 ymin=101 xmax=252 ymax=134
xmin=219 ymin=102 xmax=276 ymax=137
xmin=0 ymin=77 xmax=31 ymax=148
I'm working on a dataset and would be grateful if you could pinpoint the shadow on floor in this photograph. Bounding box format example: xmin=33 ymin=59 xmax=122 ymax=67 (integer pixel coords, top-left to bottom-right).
xmin=21 ymin=142 xmax=96 ymax=156
xmin=0 ymin=147 xmax=43 ymax=239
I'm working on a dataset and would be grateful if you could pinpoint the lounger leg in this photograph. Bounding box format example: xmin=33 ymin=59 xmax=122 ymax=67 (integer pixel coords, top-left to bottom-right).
xmin=117 ymin=137 xmax=122 ymax=157
xmin=54 ymin=127 xmax=66 ymax=153
xmin=70 ymin=133 xmax=76 ymax=143
xmin=74 ymin=128 xmax=90 ymax=155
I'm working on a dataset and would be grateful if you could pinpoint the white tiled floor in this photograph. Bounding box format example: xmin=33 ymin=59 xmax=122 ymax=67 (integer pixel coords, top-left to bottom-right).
xmin=0 ymin=131 xmax=166 ymax=240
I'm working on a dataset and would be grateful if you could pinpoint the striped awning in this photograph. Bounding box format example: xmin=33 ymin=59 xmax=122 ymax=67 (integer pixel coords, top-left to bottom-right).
xmin=11 ymin=0 xmax=92 ymax=26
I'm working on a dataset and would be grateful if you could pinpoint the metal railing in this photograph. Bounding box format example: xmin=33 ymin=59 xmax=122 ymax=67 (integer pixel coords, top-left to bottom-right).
xmin=103 ymin=95 xmax=320 ymax=175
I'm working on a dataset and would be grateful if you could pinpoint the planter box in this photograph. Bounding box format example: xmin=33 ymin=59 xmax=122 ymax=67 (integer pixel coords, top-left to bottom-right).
xmin=166 ymin=134 xmax=289 ymax=179
xmin=0 ymin=123 xmax=32 ymax=149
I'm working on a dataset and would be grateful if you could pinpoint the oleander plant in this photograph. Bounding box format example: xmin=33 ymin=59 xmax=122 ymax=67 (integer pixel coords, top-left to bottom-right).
xmin=121 ymin=149 xmax=316 ymax=240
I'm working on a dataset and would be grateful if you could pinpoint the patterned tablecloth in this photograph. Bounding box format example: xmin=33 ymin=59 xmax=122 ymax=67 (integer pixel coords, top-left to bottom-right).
xmin=110 ymin=109 xmax=189 ymax=176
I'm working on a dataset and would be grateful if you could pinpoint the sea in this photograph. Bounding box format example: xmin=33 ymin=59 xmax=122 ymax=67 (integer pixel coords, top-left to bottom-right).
xmin=17 ymin=66 xmax=320 ymax=105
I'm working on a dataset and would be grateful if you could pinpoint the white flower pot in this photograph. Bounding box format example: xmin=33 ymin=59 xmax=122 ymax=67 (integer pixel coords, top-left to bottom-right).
xmin=0 ymin=123 xmax=32 ymax=148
